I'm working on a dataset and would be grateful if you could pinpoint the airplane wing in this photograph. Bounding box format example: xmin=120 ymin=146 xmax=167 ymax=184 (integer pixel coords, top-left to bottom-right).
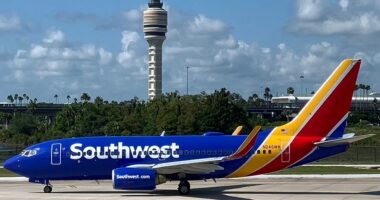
xmin=127 ymin=127 xmax=260 ymax=175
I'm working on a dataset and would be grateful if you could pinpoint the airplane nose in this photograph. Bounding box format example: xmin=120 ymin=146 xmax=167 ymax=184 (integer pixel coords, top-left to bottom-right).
xmin=3 ymin=156 xmax=20 ymax=173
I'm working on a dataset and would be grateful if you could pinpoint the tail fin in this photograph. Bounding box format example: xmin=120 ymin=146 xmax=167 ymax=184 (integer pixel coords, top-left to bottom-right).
xmin=227 ymin=59 xmax=361 ymax=177
xmin=288 ymin=59 xmax=361 ymax=139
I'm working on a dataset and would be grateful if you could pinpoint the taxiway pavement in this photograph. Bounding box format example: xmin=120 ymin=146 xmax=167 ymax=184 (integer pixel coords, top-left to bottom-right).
xmin=0 ymin=176 xmax=380 ymax=200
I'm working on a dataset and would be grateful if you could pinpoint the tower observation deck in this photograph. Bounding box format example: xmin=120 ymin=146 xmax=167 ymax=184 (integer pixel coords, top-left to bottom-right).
xmin=144 ymin=0 xmax=168 ymax=100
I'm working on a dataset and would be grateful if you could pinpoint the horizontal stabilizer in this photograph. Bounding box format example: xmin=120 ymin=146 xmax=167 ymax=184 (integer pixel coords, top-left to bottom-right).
xmin=314 ymin=134 xmax=374 ymax=147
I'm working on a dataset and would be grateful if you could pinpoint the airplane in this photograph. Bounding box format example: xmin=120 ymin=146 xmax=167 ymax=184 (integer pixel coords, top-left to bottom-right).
xmin=4 ymin=59 xmax=374 ymax=195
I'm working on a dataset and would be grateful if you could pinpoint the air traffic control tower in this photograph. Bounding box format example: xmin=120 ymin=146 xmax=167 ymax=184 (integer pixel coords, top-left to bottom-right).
xmin=144 ymin=0 xmax=168 ymax=100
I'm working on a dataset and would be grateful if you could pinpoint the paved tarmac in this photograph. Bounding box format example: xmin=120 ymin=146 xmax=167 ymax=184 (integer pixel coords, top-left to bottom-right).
xmin=0 ymin=177 xmax=380 ymax=200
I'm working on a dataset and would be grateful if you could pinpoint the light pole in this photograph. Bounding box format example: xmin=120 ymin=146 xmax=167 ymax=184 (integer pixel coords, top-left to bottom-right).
xmin=300 ymin=75 xmax=304 ymax=96
xmin=186 ymin=66 xmax=190 ymax=95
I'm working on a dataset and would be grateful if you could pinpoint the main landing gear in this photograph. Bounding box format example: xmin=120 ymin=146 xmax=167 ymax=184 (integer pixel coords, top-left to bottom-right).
xmin=178 ymin=180 xmax=190 ymax=195
xmin=43 ymin=185 xmax=53 ymax=193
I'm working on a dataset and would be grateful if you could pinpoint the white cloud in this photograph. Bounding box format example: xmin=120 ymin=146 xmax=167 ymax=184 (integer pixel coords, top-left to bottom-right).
xmin=30 ymin=45 xmax=48 ymax=58
xmin=289 ymin=0 xmax=380 ymax=35
xmin=98 ymin=48 xmax=112 ymax=65
xmin=339 ymin=0 xmax=349 ymax=11
xmin=297 ymin=0 xmax=324 ymax=21
xmin=117 ymin=31 xmax=140 ymax=65
xmin=10 ymin=28 xmax=114 ymax=89
xmin=43 ymin=29 xmax=66 ymax=44
xmin=215 ymin=35 xmax=237 ymax=48
xmin=2 ymin=4 xmax=380 ymax=101
xmin=291 ymin=13 xmax=380 ymax=35
xmin=189 ymin=15 xmax=227 ymax=34
xmin=0 ymin=15 xmax=23 ymax=32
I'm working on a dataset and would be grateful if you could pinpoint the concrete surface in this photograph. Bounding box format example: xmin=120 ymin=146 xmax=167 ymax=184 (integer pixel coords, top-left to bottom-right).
xmin=0 ymin=177 xmax=380 ymax=200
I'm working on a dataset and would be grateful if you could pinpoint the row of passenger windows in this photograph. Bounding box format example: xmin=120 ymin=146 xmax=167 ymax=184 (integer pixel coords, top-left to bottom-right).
xmin=256 ymin=149 xmax=272 ymax=155
xmin=66 ymin=150 xmax=277 ymax=157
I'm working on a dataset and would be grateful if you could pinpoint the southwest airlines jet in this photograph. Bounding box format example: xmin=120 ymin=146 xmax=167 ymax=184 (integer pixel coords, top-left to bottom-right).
xmin=4 ymin=59 xmax=374 ymax=195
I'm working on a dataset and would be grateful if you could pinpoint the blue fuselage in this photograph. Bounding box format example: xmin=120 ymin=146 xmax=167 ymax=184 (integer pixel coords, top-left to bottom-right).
xmin=4 ymin=130 xmax=348 ymax=181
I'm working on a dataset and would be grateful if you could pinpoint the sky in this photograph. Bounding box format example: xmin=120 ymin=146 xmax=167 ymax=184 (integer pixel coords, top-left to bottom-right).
xmin=1 ymin=0 xmax=380 ymax=103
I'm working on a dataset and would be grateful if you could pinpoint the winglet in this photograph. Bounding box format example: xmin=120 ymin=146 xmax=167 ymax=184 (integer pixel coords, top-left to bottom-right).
xmin=226 ymin=126 xmax=261 ymax=160
xmin=160 ymin=131 xmax=165 ymax=136
xmin=232 ymin=126 xmax=243 ymax=136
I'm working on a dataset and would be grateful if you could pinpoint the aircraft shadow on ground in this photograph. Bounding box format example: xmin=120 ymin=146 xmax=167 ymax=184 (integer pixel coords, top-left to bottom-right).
xmin=49 ymin=184 xmax=259 ymax=200
xmin=43 ymin=183 xmax=380 ymax=200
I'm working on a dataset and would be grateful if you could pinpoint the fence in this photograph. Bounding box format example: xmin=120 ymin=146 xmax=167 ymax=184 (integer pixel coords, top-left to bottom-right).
xmin=316 ymin=146 xmax=380 ymax=164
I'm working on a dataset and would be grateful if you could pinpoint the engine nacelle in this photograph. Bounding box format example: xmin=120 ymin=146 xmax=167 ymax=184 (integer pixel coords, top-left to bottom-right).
xmin=112 ymin=167 xmax=156 ymax=190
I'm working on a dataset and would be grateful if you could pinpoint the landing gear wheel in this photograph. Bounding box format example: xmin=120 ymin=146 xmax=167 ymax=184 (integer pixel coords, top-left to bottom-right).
xmin=178 ymin=180 xmax=190 ymax=195
xmin=43 ymin=185 xmax=52 ymax=193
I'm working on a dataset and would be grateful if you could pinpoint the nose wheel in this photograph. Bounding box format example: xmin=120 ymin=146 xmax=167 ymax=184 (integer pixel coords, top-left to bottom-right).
xmin=43 ymin=185 xmax=52 ymax=193
xmin=178 ymin=180 xmax=190 ymax=195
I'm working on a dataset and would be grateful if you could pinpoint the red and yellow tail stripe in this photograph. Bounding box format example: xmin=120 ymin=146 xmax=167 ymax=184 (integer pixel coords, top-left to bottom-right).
xmin=228 ymin=59 xmax=360 ymax=177
xmin=227 ymin=126 xmax=261 ymax=160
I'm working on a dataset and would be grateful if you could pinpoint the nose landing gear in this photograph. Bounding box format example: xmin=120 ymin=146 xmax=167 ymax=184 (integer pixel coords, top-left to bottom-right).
xmin=178 ymin=180 xmax=190 ymax=195
xmin=43 ymin=185 xmax=52 ymax=193
xmin=44 ymin=182 xmax=53 ymax=193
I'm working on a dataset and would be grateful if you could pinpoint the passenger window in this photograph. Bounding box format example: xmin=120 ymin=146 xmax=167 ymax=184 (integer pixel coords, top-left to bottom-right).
xmin=263 ymin=150 xmax=266 ymax=154
xmin=269 ymin=150 xmax=272 ymax=154
xmin=257 ymin=150 xmax=260 ymax=154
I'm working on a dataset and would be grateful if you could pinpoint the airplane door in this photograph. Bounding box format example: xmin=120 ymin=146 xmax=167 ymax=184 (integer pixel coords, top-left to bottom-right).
xmin=281 ymin=142 xmax=290 ymax=163
xmin=51 ymin=143 xmax=62 ymax=165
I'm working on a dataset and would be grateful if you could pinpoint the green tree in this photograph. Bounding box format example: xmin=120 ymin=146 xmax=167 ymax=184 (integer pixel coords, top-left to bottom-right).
xmin=264 ymin=87 xmax=271 ymax=101
xmin=14 ymin=94 xmax=18 ymax=105
xmin=81 ymin=93 xmax=91 ymax=103
xmin=54 ymin=94 xmax=58 ymax=104
xmin=7 ymin=95 xmax=14 ymax=103
xmin=287 ymin=87 xmax=295 ymax=95
xmin=18 ymin=96 xmax=23 ymax=105
xmin=67 ymin=95 xmax=71 ymax=104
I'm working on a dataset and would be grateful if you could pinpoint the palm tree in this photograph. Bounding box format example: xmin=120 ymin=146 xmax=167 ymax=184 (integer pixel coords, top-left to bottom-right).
xmin=54 ymin=94 xmax=58 ymax=104
xmin=358 ymin=84 xmax=365 ymax=111
xmin=18 ymin=96 xmax=23 ymax=105
xmin=22 ymin=94 xmax=30 ymax=105
xmin=252 ymin=93 xmax=258 ymax=100
xmin=81 ymin=93 xmax=91 ymax=103
xmin=67 ymin=95 xmax=71 ymax=104
xmin=95 ymin=96 xmax=104 ymax=107
xmin=73 ymin=98 xmax=78 ymax=104
xmin=7 ymin=95 xmax=14 ymax=103
xmin=14 ymin=94 xmax=18 ymax=105
xmin=354 ymin=84 xmax=359 ymax=111
xmin=365 ymin=85 xmax=371 ymax=109
xmin=264 ymin=87 xmax=271 ymax=101
xmin=287 ymin=87 xmax=295 ymax=95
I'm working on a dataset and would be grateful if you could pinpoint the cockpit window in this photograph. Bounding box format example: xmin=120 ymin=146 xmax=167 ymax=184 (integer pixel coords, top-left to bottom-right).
xmin=20 ymin=149 xmax=37 ymax=157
